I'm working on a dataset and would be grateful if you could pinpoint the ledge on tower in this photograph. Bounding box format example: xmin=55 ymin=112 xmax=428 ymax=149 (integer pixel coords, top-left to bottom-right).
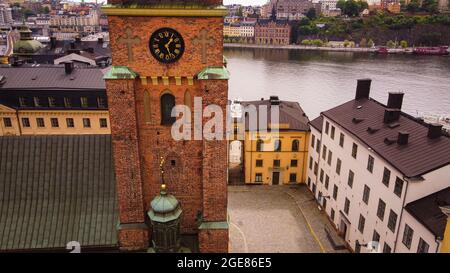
xmin=197 ymin=66 xmax=230 ymax=80
xmin=102 ymin=1 xmax=227 ymax=17
xmin=103 ymin=66 xmax=139 ymax=80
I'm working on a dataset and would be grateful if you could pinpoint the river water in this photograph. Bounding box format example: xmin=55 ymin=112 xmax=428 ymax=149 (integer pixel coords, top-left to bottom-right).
xmin=224 ymin=47 xmax=450 ymax=120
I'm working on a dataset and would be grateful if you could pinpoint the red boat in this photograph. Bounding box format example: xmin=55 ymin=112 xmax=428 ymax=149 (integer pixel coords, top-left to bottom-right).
xmin=413 ymin=46 xmax=449 ymax=55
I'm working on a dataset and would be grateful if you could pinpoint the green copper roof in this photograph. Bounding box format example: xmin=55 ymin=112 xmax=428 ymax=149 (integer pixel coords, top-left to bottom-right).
xmin=148 ymin=185 xmax=182 ymax=223
xmin=13 ymin=39 xmax=43 ymax=54
xmin=197 ymin=66 xmax=230 ymax=80
xmin=103 ymin=66 xmax=139 ymax=80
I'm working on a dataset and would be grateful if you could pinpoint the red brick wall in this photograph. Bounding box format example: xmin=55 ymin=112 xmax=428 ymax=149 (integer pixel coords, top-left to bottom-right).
xmin=106 ymin=14 xmax=229 ymax=252
xmin=199 ymin=229 xmax=229 ymax=253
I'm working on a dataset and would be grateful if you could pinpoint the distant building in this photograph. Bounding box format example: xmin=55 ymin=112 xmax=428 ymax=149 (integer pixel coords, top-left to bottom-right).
xmin=0 ymin=3 xmax=12 ymax=25
xmin=438 ymin=0 xmax=448 ymax=13
xmin=232 ymin=96 xmax=310 ymax=185
xmin=306 ymin=79 xmax=450 ymax=253
xmin=240 ymin=21 xmax=255 ymax=38
xmin=0 ymin=64 xmax=110 ymax=136
xmin=255 ymin=6 xmax=291 ymax=45
xmin=223 ymin=22 xmax=241 ymax=38
xmin=262 ymin=0 xmax=321 ymax=20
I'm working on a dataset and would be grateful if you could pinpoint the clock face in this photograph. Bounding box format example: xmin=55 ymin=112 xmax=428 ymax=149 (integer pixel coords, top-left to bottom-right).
xmin=149 ymin=28 xmax=185 ymax=63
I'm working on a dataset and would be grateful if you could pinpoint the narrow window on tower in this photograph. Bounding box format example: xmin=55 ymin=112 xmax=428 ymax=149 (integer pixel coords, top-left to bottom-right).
xmin=160 ymin=93 xmax=176 ymax=125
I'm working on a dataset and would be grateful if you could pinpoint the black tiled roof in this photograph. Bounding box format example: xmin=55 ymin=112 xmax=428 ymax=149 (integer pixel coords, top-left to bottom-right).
xmin=0 ymin=65 xmax=106 ymax=90
xmin=240 ymin=99 xmax=310 ymax=131
xmin=0 ymin=135 xmax=118 ymax=251
xmin=309 ymin=116 xmax=323 ymax=133
xmin=405 ymin=187 xmax=450 ymax=238
xmin=322 ymin=98 xmax=450 ymax=178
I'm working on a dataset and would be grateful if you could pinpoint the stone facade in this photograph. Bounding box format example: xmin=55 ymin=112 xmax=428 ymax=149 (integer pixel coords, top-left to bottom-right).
xmin=104 ymin=6 xmax=229 ymax=252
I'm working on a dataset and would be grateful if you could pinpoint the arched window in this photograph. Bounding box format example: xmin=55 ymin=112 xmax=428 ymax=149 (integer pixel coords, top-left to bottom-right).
xmin=256 ymin=139 xmax=264 ymax=152
xmin=160 ymin=93 xmax=175 ymax=125
xmin=274 ymin=139 xmax=281 ymax=152
xmin=292 ymin=139 xmax=299 ymax=152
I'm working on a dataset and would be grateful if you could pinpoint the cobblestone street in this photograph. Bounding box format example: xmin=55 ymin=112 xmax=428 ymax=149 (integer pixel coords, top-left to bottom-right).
xmin=228 ymin=184 xmax=349 ymax=253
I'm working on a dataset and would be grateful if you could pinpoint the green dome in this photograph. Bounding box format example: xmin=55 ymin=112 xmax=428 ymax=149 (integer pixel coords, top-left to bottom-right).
xmin=148 ymin=184 xmax=182 ymax=223
xmin=13 ymin=39 xmax=44 ymax=54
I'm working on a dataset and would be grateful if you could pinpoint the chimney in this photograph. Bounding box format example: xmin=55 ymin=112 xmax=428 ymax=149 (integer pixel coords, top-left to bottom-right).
xmin=98 ymin=37 xmax=103 ymax=44
xmin=427 ymin=123 xmax=442 ymax=139
xmin=355 ymin=78 xmax=371 ymax=100
xmin=384 ymin=109 xmax=401 ymax=123
xmin=397 ymin=131 xmax=409 ymax=145
xmin=64 ymin=62 xmax=74 ymax=74
xmin=50 ymin=36 xmax=56 ymax=49
xmin=387 ymin=92 xmax=404 ymax=110
xmin=269 ymin=95 xmax=280 ymax=105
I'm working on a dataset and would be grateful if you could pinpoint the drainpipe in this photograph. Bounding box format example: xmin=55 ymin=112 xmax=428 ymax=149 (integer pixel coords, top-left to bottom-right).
xmin=16 ymin=109 xmax=22 ymax=135
xmin=393 ymin=178 xmax=410 ymax=253
xmin=435 ymin=238 xmax=441 ymax=253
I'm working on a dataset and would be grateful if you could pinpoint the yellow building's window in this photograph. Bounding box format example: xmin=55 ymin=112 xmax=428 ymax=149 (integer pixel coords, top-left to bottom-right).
xmin=83 ymin=118 xmax=91 ymax=128
xmin=256 ymin=160 xmax=263 ymax=167
xmin=66 ymin=118 xmax=75 ymax=128
xmin=273 ymin=160 xmax=280 ymax=167
xmin=292 ymin=139 xmax=299 ymax=151
xmin=100 ymin=118 xmax=108 ymax=128
xmin=64 ymin=97 xmax=72 ymax=108
xmin=256 ymin=139 xmax=263 ymax=152
xmin=3 ymin=117 xmax=12 ymax=128
xmin=289 ymin=173 xmax=297 ymax=182
xmin=36 ymin=118 xmax=45 ymax=128
xmin=291 ymin=159 xmax=298 ymax=167
xmin=50 ymin=118 xmax=59 ymax=128
xmin=48 ymin=97 xmax=56 ymax=107
xmin=274 ymin=139 xmax=281 ymax=152
xmin=80 ymin=97 xmax=89 ymax=108
xmin=22 ymin=118 xmax=30 ymax=128
xmin=255 ymin=173 xmax=263 ymax=182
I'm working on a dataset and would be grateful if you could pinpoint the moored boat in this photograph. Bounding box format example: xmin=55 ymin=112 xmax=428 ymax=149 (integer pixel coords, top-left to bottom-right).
xmin=413 ymin=46 xmax=449 ymax=55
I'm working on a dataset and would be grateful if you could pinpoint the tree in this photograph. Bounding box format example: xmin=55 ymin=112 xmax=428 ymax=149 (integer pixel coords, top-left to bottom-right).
xmin=367 ymin=39 xmax=374 ymax=47
xmin=422 ymin=0 xmax=438 ymax=13
xmin=306 ymin=8 xmax=317 ymax=20
xmin=236 ymin=6 xmax=243 ymax=17
xmin=406 ymin=0 xmax=421 ymax=12
xmin=386 ymin=40 xmax=396 ymax=48
xmin=400 ymin=40 xmax=408 ymax=48
xmin=337 ymin=0 xmax=368 ymax=17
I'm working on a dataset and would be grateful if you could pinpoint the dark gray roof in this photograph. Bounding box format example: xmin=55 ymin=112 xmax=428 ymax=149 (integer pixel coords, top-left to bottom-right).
xmin=405 ymin=187 xmax=450 ymax=238
xmin=240 ymin=98 xmax=310 ymax=131
xmin=0 ymin=65 xmax=106 ymax=90
xmin=0 ymin=135 xmax=118 ymax=251
xmin=309 ymin=116 xmax=323 ymax=133
xmin=322 ymin=98 xmax=450 ymax=178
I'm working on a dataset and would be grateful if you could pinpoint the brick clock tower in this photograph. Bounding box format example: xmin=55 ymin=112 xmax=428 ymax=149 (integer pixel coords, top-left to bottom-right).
xmin=102 ymin=1 xmax=229 ymax=252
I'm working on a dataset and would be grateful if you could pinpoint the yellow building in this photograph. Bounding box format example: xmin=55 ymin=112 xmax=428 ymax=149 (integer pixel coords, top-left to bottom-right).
xmin=441 ymin=206 xmax=450 ymax=253
xmin=234 ymin=97 xmax=310 ymax=185
xmin=0 ymin=105 xmax=110 ymax=136
xmin=0 ymin=64 xmax=111 ymax=136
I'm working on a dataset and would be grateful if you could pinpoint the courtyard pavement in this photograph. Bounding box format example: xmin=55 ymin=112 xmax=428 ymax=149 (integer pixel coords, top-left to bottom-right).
xmin=228 ymin=184 xmax=349 ymax=253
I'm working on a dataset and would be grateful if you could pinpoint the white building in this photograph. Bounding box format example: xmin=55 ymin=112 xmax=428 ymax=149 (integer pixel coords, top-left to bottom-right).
xmin=240 ymin=21 xmax=255 ymax=38
xmin=0 ymin=3 xmax=12 ymax=25
xmin=306 ymin=79 xmax=450 ymax=253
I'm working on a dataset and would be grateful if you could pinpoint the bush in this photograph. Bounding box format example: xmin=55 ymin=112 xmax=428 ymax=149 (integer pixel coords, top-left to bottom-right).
xmin=400 ymin=40 xmax=408 ymax=48
xmin=386 ymin=40 xmax=396 ymax=48
xmin=367 ymin=39 xmax=374 ymax=48
xmin=301 ymin=39 xmax=312 ymax=46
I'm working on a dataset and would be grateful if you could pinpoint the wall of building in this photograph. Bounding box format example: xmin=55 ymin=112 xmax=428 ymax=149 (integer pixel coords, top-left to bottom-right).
xmin=0 ymin=109 xmax=111 ymax=135
xmin=244 ymin=130 xmax=309 ymax=185
xmin=396 ymin=210 xmax=440 ymax=253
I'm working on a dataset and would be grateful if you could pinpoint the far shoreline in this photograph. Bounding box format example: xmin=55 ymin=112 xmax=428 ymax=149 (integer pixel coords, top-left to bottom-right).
xmin=224 ymin=43 xmax=378 ymax=53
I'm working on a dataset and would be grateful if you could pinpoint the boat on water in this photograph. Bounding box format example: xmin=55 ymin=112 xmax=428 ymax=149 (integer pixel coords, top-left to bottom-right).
xmin=413 ymin=46 xmax=449 ymax=55
xmin=375 ymin=46 xmax=406 ymax=54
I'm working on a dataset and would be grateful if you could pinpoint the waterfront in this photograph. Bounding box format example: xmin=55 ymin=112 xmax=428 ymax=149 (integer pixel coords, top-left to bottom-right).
xmin=224 ymin=47 xmax=450 ymax=119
